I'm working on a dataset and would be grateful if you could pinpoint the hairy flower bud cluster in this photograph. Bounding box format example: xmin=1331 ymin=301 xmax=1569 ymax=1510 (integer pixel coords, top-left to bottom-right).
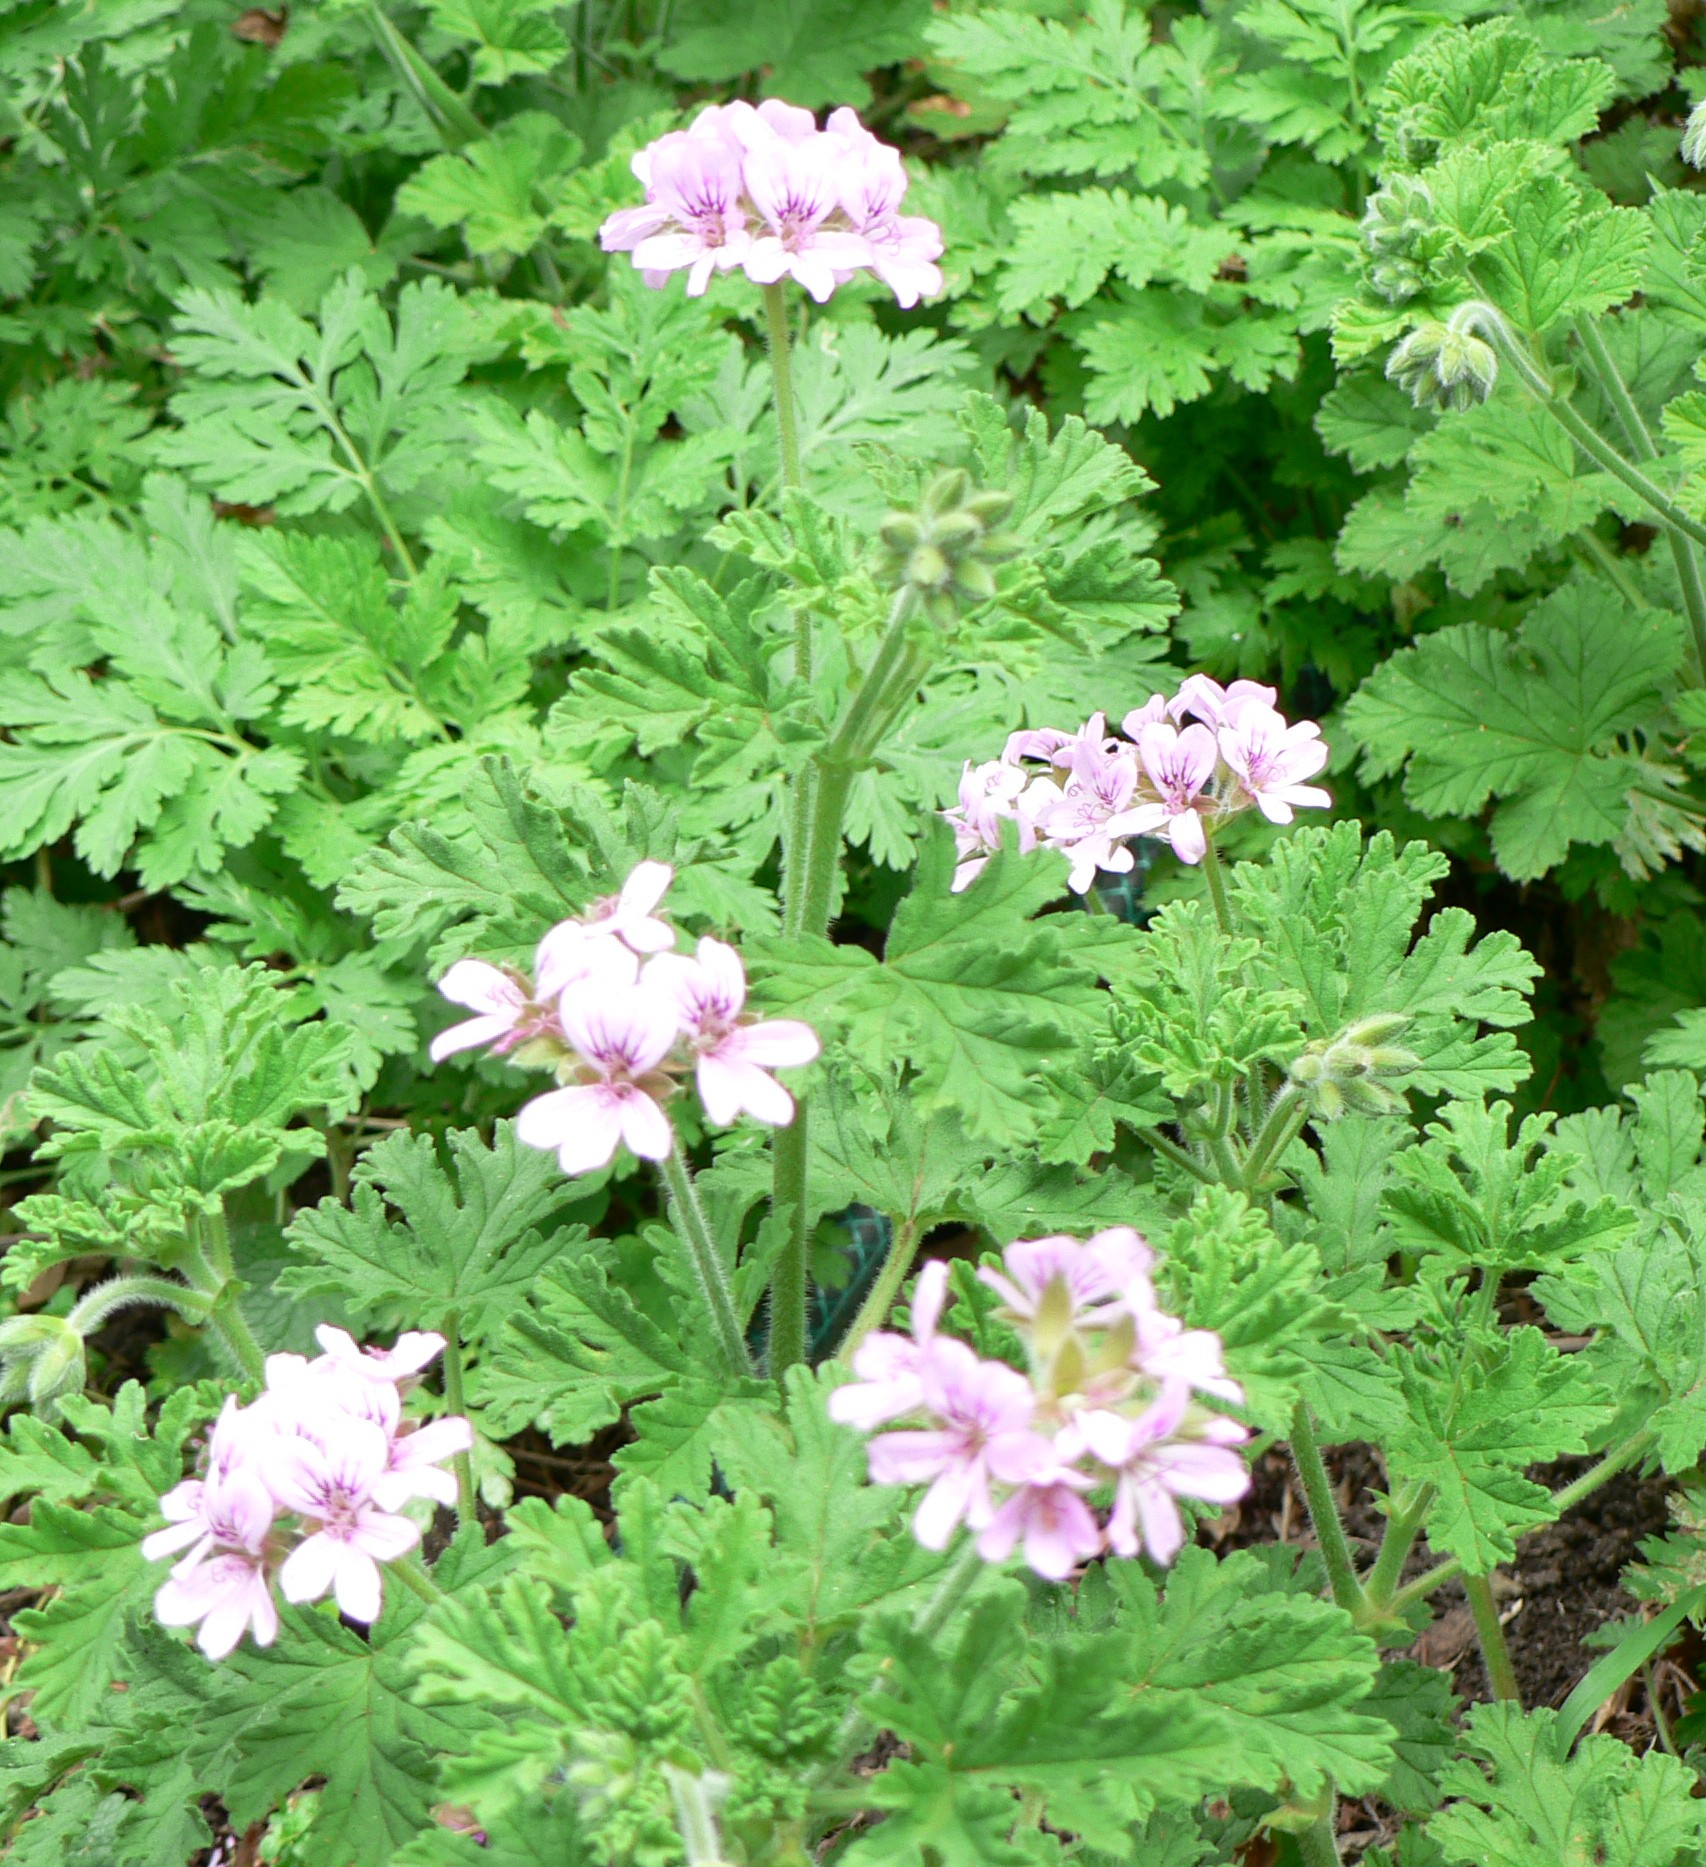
xmin=143 ymin=1328 xmax=472 ymax=1660
xmin=0 ymin=1314 xmax=85 ymax=1416
xmin=429 ymin=861 xmax=820 ymax=1176
xmin=1360 ymin=175 xmax=1436 ymax=304
xmin=1386 ymin=306 xmax=1499 ymax=412
xmin=1287 ymin=1013 xmax=1421 ymax=1120
xmin=944 ymin=676 xmax=1331 ymax=894
xmin=877 ymin=470 xmax=1017 ymax=616
xmin=600 ymin=99 xmax=943 ymax=307
xmin=830 ymin=1232 xmax=1250 ymax=1580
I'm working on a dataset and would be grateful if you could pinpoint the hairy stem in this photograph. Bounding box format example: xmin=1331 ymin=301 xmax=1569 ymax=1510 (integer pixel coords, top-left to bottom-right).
xmin=767 ymin=1120 xmax=811 ymax=1377
xmin=440 ymin=1309 xmax=477 ymax=1533
xmin=659 ymin=1146 xmax=752 ymax=1377
xmin=837 ymin=1223 xmax=921 ymax=1363
xmin=914 ymin=1537 xmax=986 ymax=1641
xmin=66 ymin=1275 xmax=211 ymax=1336
xmin=204 ymin=1297 xmax=265 ymax=1386
xmin=1362 ymin=1482 xmax=1434 ymax=1611
xmin=1243 ymin=1086 xmax=1305 ymax=1193
xmin=1289 ymin=1401 xmax=1366 ymax=1613
xmin=1137 ymin=1126 xmax=1221 ymax=1185
xmin=389 ymin=1554 xmax=449 ymax=1606
xmin=1472 ymin=310 xmax=1706 ymax=554
xmin=1575 ymin=312 xmax=1706 ymax=680
xmin=762 ymin=282 xmax=809 ymax=685
xmin=365 ymin=1 xmax=485 ymax=147
xmin=1464 ymin=1569 xmax=1522 ymax=1701
xmin=1296 ymin=1812 xmax=1342 ymax=1867
xmin=1200 ymin=835 xmax=1234 ymax=935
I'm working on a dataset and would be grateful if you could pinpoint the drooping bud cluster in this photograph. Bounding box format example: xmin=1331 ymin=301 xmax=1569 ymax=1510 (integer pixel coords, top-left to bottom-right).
xmin=1360 ymin=174 xmax=1436 ymax=304
xmin=143 ymin=1328 xmax=472 ymax=1659
xmin=829 ymin=1232 xmax=1250 ymax=1580
xmin=877 ymin=470 xmax=1017 ymax=619
xmin=600 ymin=99 xmax=943 ymax=307
xmin=1386 ymin=305 xmax=1499 ymax=411
xmin=1287 ymin=1013 xmax=1421 ymax=1119
xmin=430 ymin=861 xmax=820 ymax=1176
xmin=944 ymin=676 xmax=1331 ymax=894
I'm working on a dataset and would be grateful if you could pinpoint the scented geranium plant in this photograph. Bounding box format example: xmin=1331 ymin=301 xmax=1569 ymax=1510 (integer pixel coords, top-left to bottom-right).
xmin=6 ymin=10 xmax=1706 ymax=1867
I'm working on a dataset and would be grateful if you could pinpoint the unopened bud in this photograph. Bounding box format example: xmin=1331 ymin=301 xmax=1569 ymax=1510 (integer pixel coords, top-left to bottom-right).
xmin=878 ymin=512 xmax=924 ymax=554
xmin=0 ymin=1314 xmax=87 ymax=1417
xmin=908 ymin=544 xmax=950 ymax=589
xmin=922 ymin=469 xmax=970 ymax=517
xmin=1342 ymin=1012 xmax=1413 ymax=1048
xmin=1684 ymin=99 xmax=1706 ymax=172
xmin=1361 ymin=175 xmax=1434 ymax=257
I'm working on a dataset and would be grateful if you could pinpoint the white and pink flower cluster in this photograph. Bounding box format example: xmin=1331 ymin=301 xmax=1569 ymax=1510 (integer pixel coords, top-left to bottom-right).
xmin=430 ymin=861 xmax=821 ymax=1176
xmin=829 ymin=1230 xmax=1250 ymax=1581
xmin=945 ymin=676 xmax=1331 ymax=894
xmin=143 ymin=1328 xmax=472 ymax=1660
xmin=600 ymin=99 xmax=943 ymax=306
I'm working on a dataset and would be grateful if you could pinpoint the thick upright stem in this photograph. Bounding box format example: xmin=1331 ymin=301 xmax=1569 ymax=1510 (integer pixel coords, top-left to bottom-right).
xmin=1575 ymin=312 xmax=1706 ymax=680
xmin=1290 ymin=1402 xmax=1366 ymax=1614
xmin=390 ymin=1555 xmax=448 ymax=1606
xmin=1243 ymin=1086 xmax=1305 ymax=1193
xmin=440 ymin=1310 xmax=477 ymax=1532
xmin=1464 ymin=1570 xmax=1522 ymax=1702
xmin=837 ymin=1223 xmax=920 ymax=1363
xmin=659 ymin=1146 xmax=752 ymax=1377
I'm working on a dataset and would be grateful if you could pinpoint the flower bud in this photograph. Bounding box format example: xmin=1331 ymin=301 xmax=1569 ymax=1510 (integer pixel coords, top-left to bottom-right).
xmin=1360 ymin=175 xmax=1434 ymax=258
xmin=922 ymin=468 xmax=971 ymax=518
xmin=1386 ymin=317 xmax=1498 ymax=412
xmin=1288 ymin=1014 xmax=1420 ymax=1121
xmin=876 ymin=469 xmax=1020 ymax=611
xmin=0 ymin=1314 xmax=87 ymax=1417
xmin=1685 ymin=99 xmax=1706 ymax=172
xmin=878 ymin=512 xmax=924 ymax=554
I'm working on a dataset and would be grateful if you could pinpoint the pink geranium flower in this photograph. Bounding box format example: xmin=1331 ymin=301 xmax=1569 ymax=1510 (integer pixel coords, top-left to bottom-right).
xmin=143 ymin=1405 xmax=276 ymax=1573
xmin=976 ymin=1462 xmax=1102 ymax=1581
xmin=1169 ymin=676 xmax=1278 ymax=731
xmin=313 ymin=1325 xmax=445 ymax=1387
xmin=644 ymin=936 xmax=819 ymax=1127
xmin=826 ymin=109 xmax=943 ymax=308
xmin=828 ymin=1259 xmax=950 ymax=1430
xmin=600 ymin=130 xmax=751 ymax=296
xmin=155 ymin=1548 xmax=279 ymax=1660
xmin=269 ymin=1421 xmax=422 ymax=1625
xmin=740 ymin=128 xmax=871 ymax=302
xmin=1134 ymin=721 xmax=1219 ymax=864
xmin=579 ymin=860 xmax=677 ymax=955
xmin=1068 ymin=1393 xmax=1250 ymax=1564
xmin=428 ymin=960 xmax=533 ymax=1062
xmin=1031 ymin=740 xmax=1156 ymax=893
xmin=945 ymin=758 xmax=1029 ymax=892
xmin=515 ymin=978 xmax=679 ymax=1172
xmin=866 ymin=1340 xmax=1045 ymax=1547
xmin=1132 ymin=1308 xmax=1245 ymax=1405
xmin=372 ymin=1416 xmax=477 ymax=1513
xmin=978 ymin=1228 xmax=1156 ymax=1333
xmin=1218 ymin=704 xmax=1331 ymax=824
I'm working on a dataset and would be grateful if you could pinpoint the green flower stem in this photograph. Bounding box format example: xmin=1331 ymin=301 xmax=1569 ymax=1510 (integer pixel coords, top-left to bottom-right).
xmin=1200 ymin=835 xmax=1234 ymax=935
xmin=659 ymin=1146 xmax=752 ymax=1377
xmin=837 ymin=1222 xmax=921 ymax=1363
xmin=205 ymin=1295 xmax=265 ymax=1386
xmin=762 ymin=281 xmax=810 ymax=689
xmin=1242 ymin=1085 xmax=1305 ymax=1193
xmin=1289 ymin=1401 xmax=1366 ymax=1614
xmin=1388 ymin=1427 xmax=1657 ymax=1615
xmin=440 ymin=1309 xmax=477 ymax=1533
xmin=1137 ymin=1126 xmax=1220 ymax=1185
xmin=1474 ymin=311 xmax=1706 ymax=554
xmin=1362 ymin=1481 xmax=1434 ymax=1612
xmin=389 ymin=1554 xmax=448 ymax=1606
xmin=1463 ymin=1569 xmax=1522 ymax=1701
xmin=1575 ymin=311 xmax=1706 ymax=680
xmin=365 ymin=1 xmax=485 ymax=147
xmin=66 ymin=1275 xmax=211 ymax=1336
xmin=1296 ymin=1813 xmax=1343 ymax=1867
xmin=770 ymin=590 xmax=923 ymax=1375
xmin=914 ymin=1536 xmax=986 ymax=1641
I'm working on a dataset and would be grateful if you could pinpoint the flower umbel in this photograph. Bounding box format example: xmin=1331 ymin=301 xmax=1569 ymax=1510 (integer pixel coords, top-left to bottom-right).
xmin=428 ymin=861 xmax=820 ymax=1175
xmin=600 ymin=101 xmax=943 ymax=306
xmin=950 ymin=677 xmax=1331 ymax=893
xmin=141 ymin=1330 xmax=472 ymax=1660
xmin=832 ymin=1230 xmax=1251 ymax=1579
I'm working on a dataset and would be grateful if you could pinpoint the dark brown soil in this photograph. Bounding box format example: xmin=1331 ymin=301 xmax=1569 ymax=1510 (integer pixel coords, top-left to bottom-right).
xmin=1224 ymin=1442 xmax=1679 ymax=1717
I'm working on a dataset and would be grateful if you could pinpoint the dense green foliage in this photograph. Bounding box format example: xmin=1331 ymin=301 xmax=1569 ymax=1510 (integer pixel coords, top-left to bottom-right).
xmin=5 ymin=1 xmax=1706 ymax=1864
